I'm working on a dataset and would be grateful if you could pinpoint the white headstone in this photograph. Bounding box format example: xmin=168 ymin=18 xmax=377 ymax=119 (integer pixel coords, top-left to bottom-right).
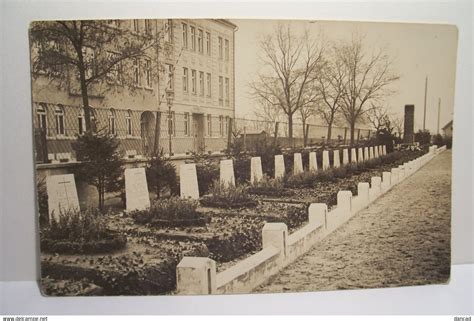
xmin=333 ymin=150 xmax=340 ymax=168
xmin=180 ymin=163 xmax=200 ymax=199
xmin=351 ymin=148 xmax=357 ymax=163
xmin=374 ymin=145 xmax=379 ymax=158
xmin=125 ymin=167 xmax=150 ymax=211
xmin=369 ymin=147 xmax=374 ymax=159
xmin=46 ymin=174 xmax=80 ymax=221
xmin=322 ymin=151 xmax=330 ymax=170
xmin=342 ymin=149 xmax=349 ymax=165
xmin=274 ymin=155 xmax=285 ymax=179
xmin=383 ymin=145 xmax=387 ymax=155
xmin=309 ymin=152 xmax=318 ymax=172
xmin=220 ymin=159 xmax=235 ymax=187
xmin=358 ymin=147 xmax=364 ymax=162
xmin=293 ymin=153 xmax=303 ymax=175
xmin=364 ymin=147 xmax=369 ymax=160
xmin=251 ymin=156 xmax=263 ymax=184
xmin=378 ymin=145 xmax=383 ymax=157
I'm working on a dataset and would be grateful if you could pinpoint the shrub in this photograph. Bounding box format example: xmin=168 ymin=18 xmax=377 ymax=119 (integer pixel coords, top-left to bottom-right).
xmin=146 ymin=152 xmax=179 ymax=198
xmin=248 ymin=175 xmax=292 ymax=197
xmin=200 ymin=181 xmax=257 ymax=208
xmin=415 ymin=129 xmax=431 ymax=145
xmin=133 ymin=197 xmax=203 ymax=226
xmin=37 ymin=176 xmax=49 ymax=226
xmin=254 ymin=137 xmax=282 ymax=177
xmin=193 ymin=155 xmax=219 ymax=195
xmin=233 ymin=156 xmax=251 ymax=184
xmin=285 ymin=171 xmax=319 ymax=188
xmin=41 ymin=209 xmax=126 ymax=254
xmin=72 ymin=131 xmax=124 ymax=211
xmin=432 ymin=134 xmax=444 ymax=146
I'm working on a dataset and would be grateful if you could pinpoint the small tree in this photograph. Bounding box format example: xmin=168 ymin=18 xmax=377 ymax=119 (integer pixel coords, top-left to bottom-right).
xmin=72 ymin=131 xmax=124 ymax=210
xmin=414 ymin=129 xmax=431 ymax=145
xmin=146 ymin=151 xmax=179 ymax=198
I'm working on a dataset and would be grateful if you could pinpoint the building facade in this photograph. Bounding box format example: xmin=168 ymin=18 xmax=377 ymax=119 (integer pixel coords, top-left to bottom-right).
xmin=31 ymin=19 xmax=237 ymax=163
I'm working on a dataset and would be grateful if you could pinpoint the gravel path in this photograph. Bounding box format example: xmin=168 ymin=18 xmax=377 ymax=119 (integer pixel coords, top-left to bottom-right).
xmin=256 ymin=151 xmax=452 ymax=293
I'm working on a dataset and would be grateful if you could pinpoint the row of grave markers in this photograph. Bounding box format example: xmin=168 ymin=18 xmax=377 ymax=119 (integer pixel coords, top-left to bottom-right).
xmin=45 ymin=145 xmax=386 ymax=221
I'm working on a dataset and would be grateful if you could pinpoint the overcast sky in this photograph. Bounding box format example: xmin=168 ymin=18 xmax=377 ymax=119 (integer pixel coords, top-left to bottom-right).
xmin=232 ymin=19 xmax=458 ymax=133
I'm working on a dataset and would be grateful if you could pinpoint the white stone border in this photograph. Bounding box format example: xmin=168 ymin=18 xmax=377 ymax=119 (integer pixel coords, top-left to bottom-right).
xmin=176 ymin=145 xmax=447 ymax=295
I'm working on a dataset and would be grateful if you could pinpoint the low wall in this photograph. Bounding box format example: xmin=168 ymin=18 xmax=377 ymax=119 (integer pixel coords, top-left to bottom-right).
xmin=175 ymin=145 xmax=446 ymax=295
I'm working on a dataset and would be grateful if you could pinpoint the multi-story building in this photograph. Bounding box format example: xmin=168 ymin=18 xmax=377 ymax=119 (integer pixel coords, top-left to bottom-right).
xmin=31 ymin=19 xmax=237 ymax=163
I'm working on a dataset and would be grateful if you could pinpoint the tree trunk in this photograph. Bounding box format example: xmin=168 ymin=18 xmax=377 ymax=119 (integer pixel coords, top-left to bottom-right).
xmin=350 ymin=121 xmax=356 ymax=146
xmin=302 ymin=120 xmax=306 ymax=147
xmin=77 ymin=50 xmax=93 ymax=133
xmin=287 ymin=113 xmax=293 ymax=147
xmin=327 ymin=119 xmax=333 ymax=143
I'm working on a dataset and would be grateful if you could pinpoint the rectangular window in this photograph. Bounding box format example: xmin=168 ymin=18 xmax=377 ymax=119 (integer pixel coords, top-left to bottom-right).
xmin=133 ymin=19 xmax=140 ymax=33
xmin=206 ymin=73 xmax=211 ymax=97
xmin=78 ymin=114 xmax=85 ymax=135
xmin=218 ymin=37 xmax=223 ymax=59
xmin=184 ymin=112 xmax=190 ymax=136
xmin=199 ymin=71 xmax=204 ymax=96
xmin=145 ymin=59 xmax=152 ymax=88
xmin=182 ymin=67 xmax=188 ymax=92
xmin=219 ymin=115 xmax=224 ymax=137
xmin=126 ymin=116 xmax=132 ymax=136
xmin=190 ymin=26 xmax=196 ymax=51
xmin=55 ymin=110 xmax=64 ymax=136
xmin=164 ymin=19 xmax=173 ymax=42
xmin=225 ymin=116 xmax=229 ymax=136
xmin=108 ymin=117 xmax=116 ymax=135
xmin=165 ymin=64 xmax=174 ymax=90
xmin=207 ymin=114 xmax=212 ymax=136
xmin=182 ymin=23 xmax=188 ymax=48
xmin=37 ymin=109 xmax=47 ymax=130
xmin=144 ymin=19 xmax=152 ymax=35
xmin=133 ymin=58 xmax=140 ymax=86
xmin=218 ymin=76 xmax=223 ymax=105
xmin=206 ymin=32 xmax=211 ymax=55
xmin=198 ymin=29 xmax=203 ymax=53
xmin=225 ymin=39 xmax=229 ymax=61
xmin=191 ymin=69 xmax=196 ymax=94
xmin=225 ymin=77 xmax=230 ymax=105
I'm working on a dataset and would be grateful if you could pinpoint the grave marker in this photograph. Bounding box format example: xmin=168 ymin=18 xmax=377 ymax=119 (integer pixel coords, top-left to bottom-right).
xmin=374 ymin=145 xmax=379 ymax=158
xmin=322 ymin=151 xmax=330 ymax=170
xmin=180 ymin=163 xmax=200 ymax=199
xmin=251 ymin=156 xmax=263 ymax=184
xmin=46 ymin=174 xmax=80 ymax=221
xmin=342 ymin=149 xmax=349 ymax=165
xmin=364 ymin=147 xmax=369 ymax=160
xmin=274 ymin=155 xmax=285 ymax=179
xmin=369 ymin=146 xmax=374 ymax=159
xmin=293 ymin=153 xmax=303 ymax=175
xmin=309 ymin=152 xmax=318 ymax=172
xmin=358 ymin=147 xmax=364 ymax=162
xmin=351 ymin=148 xmax=357 ymax=163
xmin=220 ymin=159 xmax=235 ymax=187
xmin=125 ymin=167 xmax=150 ymax=211
xmin=333 ymin=150 xmax=340 ymax=168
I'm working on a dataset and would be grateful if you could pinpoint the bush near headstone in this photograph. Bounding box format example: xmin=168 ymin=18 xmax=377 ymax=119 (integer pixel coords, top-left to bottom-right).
xmin=200 ymin=181 xmax=257 ymax=209
xmin=193 ymin=154 xmax=220 ymax=195
xmin=40 ymin=208 xmax=126 ymax=254
xmin=145 ymin=152 xmax=179 ymax=199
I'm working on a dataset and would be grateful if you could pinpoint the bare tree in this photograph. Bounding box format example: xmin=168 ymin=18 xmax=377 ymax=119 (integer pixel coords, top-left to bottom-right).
xmin=30 ymin=20 xmax=160 ymax=132
xmin=367 ymin=103 xmax=389 ymax=132
xmin=315 ymin=50 xmax=345 ymax=142
xmin=253 ymin=98 xmax=283 ymax=123
xmin=336 ymin=34 xmax=399 ymax=145
xmin=249 ymin=23 xmax=324 ymax=141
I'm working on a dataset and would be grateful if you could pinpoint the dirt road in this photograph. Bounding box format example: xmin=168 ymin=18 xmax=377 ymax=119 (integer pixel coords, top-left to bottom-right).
xmin=256 ymin=151 xmax=452 ymax=293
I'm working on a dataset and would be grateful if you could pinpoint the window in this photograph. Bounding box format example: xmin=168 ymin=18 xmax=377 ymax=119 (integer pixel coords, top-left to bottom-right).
xmin=144 ymin=19 xmax=152 ymax=35
xmin=108 ymin=109 xmax=116 ymax=135
xmin=133 ymin=58 xmax=140 ymax=86
xmin=225 ymin=39 xmax=229 ymax=61
xmin=199 ymin=71 xmax=204 ymax=96
xmin=126 ymin=110 xmax=132 ymax=136
xmin=206 ymin=32 xmax=211 ymax=55
xmin=55 ymin=105 xmax=65 ymax=136
xmin=168 ymin=111 xmax=175 ymax=136
xmin=165 ymin=64 xmax=174 ymax=90
xmin=225 ymin=77 xmax=230 ymax=106
xmin=206 ymin=73 xmax=211 ymax=97
xmin=191 ymin=69 xmax=196 ymax=94
xmin=218 ymin=37 xmax=223 ymax=59
xmin=182 ymin=23 xmax=188 ymax=48
xmin=184 ymin=112 xmax=190 ymax=136
xmin=133 ymin=19 xmax=140 ymax=33
xmin=225 ymin=116 xmax=229 ymax=136
xmin=164 ymin=19 xmax=173 ymax=42
xmin=207 ymin=114 xmax=212 ymax=136
xmin=190 ymin=26 xmax=196 ymax=51
xmin=198 ymin=29 xmax=203 ymax=53
xmin=218 ymin=76 xmax=223 ymax=105
xmin=219 ymin=115 xmax=224 ymax=137
xmin=182 ymin=67 xmax=188 ymax=92
xmin=145 ymin=59 xmax=152 ymax=88
xmin=36 ymin=104 xmax=47 ymax=132
xmin=78 ymin=110 xmax=85 ymax=135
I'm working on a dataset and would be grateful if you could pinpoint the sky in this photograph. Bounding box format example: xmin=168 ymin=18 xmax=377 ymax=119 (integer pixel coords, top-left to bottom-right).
xmin=231 ymin=19 xmax=458 ymax=133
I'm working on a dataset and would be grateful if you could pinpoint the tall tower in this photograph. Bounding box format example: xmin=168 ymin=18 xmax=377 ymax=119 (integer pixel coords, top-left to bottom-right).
xmin=403 ymin=104 xmax=415 ymax=144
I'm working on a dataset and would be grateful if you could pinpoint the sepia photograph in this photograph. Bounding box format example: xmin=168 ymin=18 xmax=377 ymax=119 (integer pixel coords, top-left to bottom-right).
xmin=29 ymin=18 xmax=457 ymax=296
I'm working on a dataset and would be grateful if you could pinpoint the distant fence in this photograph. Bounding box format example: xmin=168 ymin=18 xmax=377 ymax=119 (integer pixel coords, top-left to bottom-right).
xmin=32 ymin=102 xmax=373 ymax=163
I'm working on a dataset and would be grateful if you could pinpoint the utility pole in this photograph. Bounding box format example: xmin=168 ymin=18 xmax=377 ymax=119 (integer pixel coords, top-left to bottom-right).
xmin=437 ymin=98 xmax=441 ymax=135
xmin=423 ymin=76 xmax=428 ymax=131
